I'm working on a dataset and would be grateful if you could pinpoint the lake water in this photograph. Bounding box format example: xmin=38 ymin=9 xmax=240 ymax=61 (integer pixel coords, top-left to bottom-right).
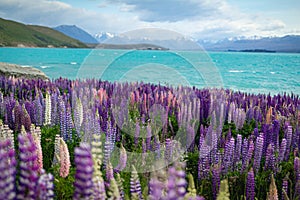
xmin=0 ymin=47 xmax=299 ymax=95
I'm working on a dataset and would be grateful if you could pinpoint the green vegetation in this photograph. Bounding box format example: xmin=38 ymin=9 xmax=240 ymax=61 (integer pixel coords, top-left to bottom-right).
xmin=0 ymin=18 xmax=87 ymax=48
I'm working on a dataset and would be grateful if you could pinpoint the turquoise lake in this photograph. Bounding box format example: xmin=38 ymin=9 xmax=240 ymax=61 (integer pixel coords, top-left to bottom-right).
xmin=0 ymin=47 xmax=299 ymax=95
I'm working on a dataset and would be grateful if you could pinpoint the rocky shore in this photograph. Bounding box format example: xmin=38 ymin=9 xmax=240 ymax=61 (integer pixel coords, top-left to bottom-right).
xmin=0 ymin=62 xmax=49 ymax=80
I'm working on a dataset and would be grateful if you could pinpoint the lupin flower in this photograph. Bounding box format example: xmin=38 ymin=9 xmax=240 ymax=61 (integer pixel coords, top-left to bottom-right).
xmin=44 ymin=91 xmax=51 ymax=125
xmin=17 ymin=133 xmax=39 ymax=200
xmin=246 ymin=168 xmax=255 ymax=200
xmin=73 ymin=143 xmax=94 ymax=200
xmin=265 ymin=143 xmax=275 ymax=171
xmin=285 ymin=126 xmax=293 ymax=161
xmin=52 ymin=134 xmax=61 ymax=166
xmin=107 ymin=178 xmax=121 ymax=200
xmin=115 ymin=173 xmax=125 ymax=199
xmin=212 ymin=164 xmax=221 ymax=200
xmin=184 ymin=174 xmax=197 ymax=199
xmin=279 ymin=139 xmax=287 ymax=162
xmin=115 ymin=143 xmax=127 ymax=172
xmin=282 ymin=177 xmax=288 ymax=200
xmin=91 ymin=134 xmax=106 ymax=200
xmin=0 ymin=139 xmax=16 ymax=200
xmin=234 ymin=134 xmax=242 ymax=169
xmin=223 ymin=137 xmax=235 ymax=174
xmin=75 ymin=98 xmax=83 ymax=127
xmin=216 ymin=179 xmax=230 ymax=200
xmin=149 ymin=169 xmax=166 ymax=200
xmin=254 ymin=133 xmax=264 ymax=173
xmin=165 ymin=138 xmax=173 ymax=163
xmin=146 ymin=124 xmax=152 ymax=151
xmin=59 ymin=138 xmax=70 ymax=178
xmin=34 ymin=94 xmax=43 ymax=126
xmin=31 ymin=125 xmax=43 ymax=172
xmin=106 ymin=161 xmax=114 ymax=187
xmin=37 ymin=169 xmax=54 ymax=200
xmin=294 ymin=157 xmax=300 ymax=198
xmin=130 ymin=165 xmax=143 ymax=200
xmin=267 ymin=174 xmax=278 ymax=200
xmin=166 ymin=167 xmax=178 ymax=200
xmin=175 ymin=162 xmax=187 ymax=198
xmin=0 ymin=122 xmax=14 ymax=149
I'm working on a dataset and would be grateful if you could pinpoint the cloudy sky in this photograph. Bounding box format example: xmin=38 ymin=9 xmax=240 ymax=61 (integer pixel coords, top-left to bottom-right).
xmin=0 ymin=0 xmax=299 ymax=40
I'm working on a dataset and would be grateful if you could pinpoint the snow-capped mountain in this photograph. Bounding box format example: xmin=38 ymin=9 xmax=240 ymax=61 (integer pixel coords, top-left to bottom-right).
xmin=198 ymin=35 xmax=300 ymax=53
xmin=94 ymin=32 xmax=115 ymax=43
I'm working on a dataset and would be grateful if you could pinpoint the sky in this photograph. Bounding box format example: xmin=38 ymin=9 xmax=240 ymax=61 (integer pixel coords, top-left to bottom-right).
xmin=0 ymin=0 xmax=299 ymax=40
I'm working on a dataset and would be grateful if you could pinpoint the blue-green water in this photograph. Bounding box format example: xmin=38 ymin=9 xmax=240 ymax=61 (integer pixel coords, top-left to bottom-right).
xmin=0 ymin=47 xmax=299 ymax=95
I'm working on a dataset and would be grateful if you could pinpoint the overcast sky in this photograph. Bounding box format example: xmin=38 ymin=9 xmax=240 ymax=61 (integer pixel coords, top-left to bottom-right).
xmin=0 ymin=0 xmax=299 ymax=40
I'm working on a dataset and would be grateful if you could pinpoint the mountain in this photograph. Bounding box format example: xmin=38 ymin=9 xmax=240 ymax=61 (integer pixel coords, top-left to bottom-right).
xmin=94 ymin=32 xmax=115 ymax=43
xmin=198 ymin=35 xmax=300 ymax=53
xmin=95 ymin=29 xmax=200 ymax=50
xmin=0 ymin=18 xmax=87 ymax=48
xmin=54 ymin=25 xmax=98 ymax=44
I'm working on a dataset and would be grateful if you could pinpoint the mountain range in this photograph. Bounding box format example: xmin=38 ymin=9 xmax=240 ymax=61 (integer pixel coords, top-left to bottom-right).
xmin=1 ymin=17 xmax=300 ymax=52
xmin=198 ymin=35 xmax=300 ymax=53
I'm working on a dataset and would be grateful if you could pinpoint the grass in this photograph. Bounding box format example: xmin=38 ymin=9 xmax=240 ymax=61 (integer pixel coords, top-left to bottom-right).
xmin=0 ymin=18 xmax=87 ymax=48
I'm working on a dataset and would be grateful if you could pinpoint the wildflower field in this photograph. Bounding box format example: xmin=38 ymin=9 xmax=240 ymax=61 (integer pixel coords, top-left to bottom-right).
xmin=0 ymin=76 xmax=299 ymax=200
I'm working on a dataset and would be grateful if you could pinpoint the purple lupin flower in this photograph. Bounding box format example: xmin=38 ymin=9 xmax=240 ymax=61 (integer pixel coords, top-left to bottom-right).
xmin=130 ymin=165 xmax=143 ymax=199
xmin=253 ymin=133 xmax=264 ymax=173
xmin=246 ymin=168 xmax=255 ymax=200
xmin=234 ymin=134 xmax=242 ymax=169
xmin=285 ymin=126 xmax=293 ymax=161
xmin=282 ymin=178 xmax=288 ymax=200
xmin=65 ymin=105 xmax=73 ymax=141
xmin=146 ymin=124 xmax=152 ymax=151
xmin=198 ymin=142 xmax=210 ymax=180
xmin=148 ymin=173 xmax=165 ymax=200
xmin=223 ymin=137 xmax=235 ymax=174
xmin=265 ymin=143 xmax=275 ymax=171
xmin=115 ymin=144 xmax=127 ymax=172
xmin=0 ymin=139 xmax=16 ymax=200
xmin=58 ymin=97 xmax=67 ymax=141
xmin=294 ymin=157 xmax=300 ymax=198
xmin=166 ymin=166 xmax=178 ymax=200
xmin=17 ymin=133 xmax=39 ymax=200
xmin=34 ymin=95 xmax=43 ymax=126
xmin=51 ymin=92 xmax=58 ymax=126
xmin=165 ymin=138 xmax=173 ymax=163
xmin=279 ymin=139 xmax=287 ymax=162
xmin=212 ymin=164 xmax=221 ymax=200
xmin=175 ymin=162 xmax=187 ymax=198
xmin=37 ymin=170 xmax=54 ymax=200
xmin=242 ymin=140 xmax=254 ymax=173
xmin=241 ymin=138 xmax=249 ymax=171
xmin=154 ymin=135 xmax=161 ymax=159
xmin=106 ymin=162 xmax=114 ymax=187
xmin=73 ymin=143 xmax=94 ymax=200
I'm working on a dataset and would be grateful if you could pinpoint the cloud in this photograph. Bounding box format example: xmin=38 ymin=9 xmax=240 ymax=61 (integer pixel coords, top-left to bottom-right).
xmin=0 ymin=0 xmax=293 ymax=40
xmin=0 ymin=0 xmax=144 ymax=34
xmin=106 ymin=0 xmax=229 ymax=22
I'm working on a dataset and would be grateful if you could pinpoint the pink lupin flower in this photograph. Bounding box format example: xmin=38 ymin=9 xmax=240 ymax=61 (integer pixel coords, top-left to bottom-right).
xmin=59 ymin=138 xmax=71 ymax=178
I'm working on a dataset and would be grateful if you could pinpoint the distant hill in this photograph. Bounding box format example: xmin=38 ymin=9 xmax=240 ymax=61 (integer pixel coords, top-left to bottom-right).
xmin=198 ymin=35 xmax=300 ymax=53
xmin=95 ymin=43 xmax=168 ymax=50
xmin=54 ymin=25 xmax=98 ymax=44
xmin=0 ymin=18 xmax=87 ymax=48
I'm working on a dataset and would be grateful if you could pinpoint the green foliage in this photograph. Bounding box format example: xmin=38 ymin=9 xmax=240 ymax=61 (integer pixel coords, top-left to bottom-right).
xmin=41 ymin=125 xmax=59 ymax=171
xmin=0 ymin=17 xmax=87 ymax=48
xmin=50 ymin=165 xmax=76 ymax=200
